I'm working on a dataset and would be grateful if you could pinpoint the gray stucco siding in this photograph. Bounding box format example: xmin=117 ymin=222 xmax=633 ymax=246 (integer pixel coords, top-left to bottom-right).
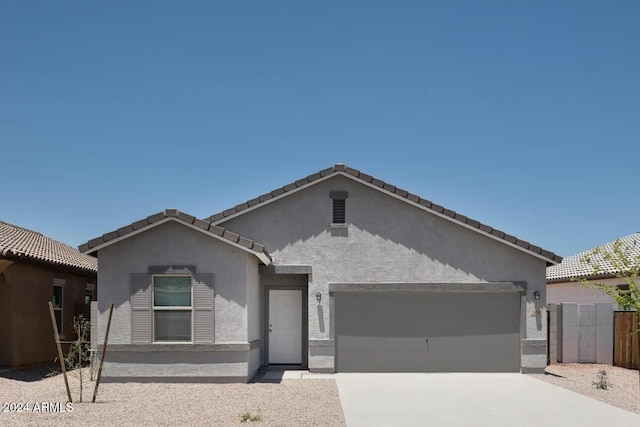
xmin=219 ymin=175 xmax=548 ymax=371
xmin=247 ymin=256 xmax=261 ymax=342
xmin=96 ymin=221 xmax=260 ymax=379
xmin=102 ymin=348 xmax=254 ymax=381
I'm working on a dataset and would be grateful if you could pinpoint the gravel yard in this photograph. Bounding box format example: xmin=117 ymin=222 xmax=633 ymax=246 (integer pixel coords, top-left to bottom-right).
xmin=5 ymin=363 xmax=639 ymax=426
xmin=530 ymin=363 xmax=640 ymax=414
xmin=0 ymin=368 xmax=346 ymax=427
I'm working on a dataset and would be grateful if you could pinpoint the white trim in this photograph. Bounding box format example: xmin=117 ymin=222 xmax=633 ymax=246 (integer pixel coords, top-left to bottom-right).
xmin=84 ymin=217 xmax=271 ymax=265
xmin=213 ymin=171 xmax=558 ymax=265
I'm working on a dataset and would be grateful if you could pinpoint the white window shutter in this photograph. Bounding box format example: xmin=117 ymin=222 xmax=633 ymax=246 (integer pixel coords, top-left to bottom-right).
xmin=131 ymin=274 xmax=152 ymax=343
xmin=193 ymin=274 xmax=214 ymax=343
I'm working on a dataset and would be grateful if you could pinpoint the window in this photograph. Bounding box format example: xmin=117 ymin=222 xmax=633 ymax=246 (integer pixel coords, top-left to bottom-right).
xmin=330 ymin=191 xmax=348 ymax=224
xmin=85 ymin=283 xmax=96 ymax=305
xmin=85 ymin=289 xmax=94 ymax=305
xmin=52 ymin=284 xmax=63 ymax=334
xmin=153 ymin=275 xmax=192 ymax=342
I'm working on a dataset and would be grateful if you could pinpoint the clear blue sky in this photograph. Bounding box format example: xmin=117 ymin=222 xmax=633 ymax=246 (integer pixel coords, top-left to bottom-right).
xmin=1 ymin=1 xmax=638 ymax=258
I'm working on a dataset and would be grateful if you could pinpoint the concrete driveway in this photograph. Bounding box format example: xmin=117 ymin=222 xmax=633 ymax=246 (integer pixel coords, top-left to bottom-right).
xmin=336 ymin=373 xmax=640 ymax=427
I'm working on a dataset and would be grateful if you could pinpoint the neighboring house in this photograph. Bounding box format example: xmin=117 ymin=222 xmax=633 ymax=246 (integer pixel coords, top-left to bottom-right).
xmin=545 ymin=233 xmax=639 ymax=366
xmin=546 ymin=232 xmax=640 ymax=310
xmin=80 ymin=164 xmax=561 ymax=382
xmin=0 ymin=221 xmax=98 ymax=367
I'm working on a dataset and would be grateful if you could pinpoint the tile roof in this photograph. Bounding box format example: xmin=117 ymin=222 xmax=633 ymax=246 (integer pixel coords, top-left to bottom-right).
xmin=547 ymin=232 xmax=640 ymax=282
xmin=206 ymin=164 xmax=562 ymax=265
xmin=79 ymin=208 xmax=271 ymax=264
xmin=0 ymin=221 xmax=97 ymax=273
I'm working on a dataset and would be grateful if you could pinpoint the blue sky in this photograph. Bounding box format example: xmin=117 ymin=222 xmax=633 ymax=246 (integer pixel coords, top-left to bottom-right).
xmin=1 ymin=1 xmax=638 ymax=258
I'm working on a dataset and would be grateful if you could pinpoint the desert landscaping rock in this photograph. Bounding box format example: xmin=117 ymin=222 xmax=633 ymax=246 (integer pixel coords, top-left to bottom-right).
xmin=0 ymin=368 xmax=346 ymax=426
xmin=530 ymin=363 xmax=640 ymax=415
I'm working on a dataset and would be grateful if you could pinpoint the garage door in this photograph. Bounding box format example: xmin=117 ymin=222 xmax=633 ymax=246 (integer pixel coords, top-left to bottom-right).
xmin=335 ymin=292 xmax=520 ymax=372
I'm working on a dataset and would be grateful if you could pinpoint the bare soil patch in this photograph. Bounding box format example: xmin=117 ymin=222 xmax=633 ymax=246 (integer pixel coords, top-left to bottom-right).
xmin=530 ymin=363 xmax=640 ymax=414
xmin=0 ymin=368 xmax=346 ymax=426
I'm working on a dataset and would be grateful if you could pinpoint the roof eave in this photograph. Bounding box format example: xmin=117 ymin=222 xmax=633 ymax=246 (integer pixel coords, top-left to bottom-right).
xmin=81 ymin=215 xmax=271 ymax=265
xmin=210 ymin=169 xmax=562 ymax=265
xmin=547 ymin=272 xmax=621 ymax=284
xmin=0 ymin=250 xmax=97 ymax=275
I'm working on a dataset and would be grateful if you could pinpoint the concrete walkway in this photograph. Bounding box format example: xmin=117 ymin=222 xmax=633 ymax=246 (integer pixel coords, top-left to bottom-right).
xmin=336 ymin=373 xmax=640 ymax=427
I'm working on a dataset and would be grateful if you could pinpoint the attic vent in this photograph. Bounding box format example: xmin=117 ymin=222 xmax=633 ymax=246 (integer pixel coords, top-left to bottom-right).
xmin=330 ymin=191 xmax=348 ymax=224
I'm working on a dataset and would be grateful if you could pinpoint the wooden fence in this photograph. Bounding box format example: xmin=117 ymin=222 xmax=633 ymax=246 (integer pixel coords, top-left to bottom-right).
xmin=614 ymin=311 xmax=639 ymax=370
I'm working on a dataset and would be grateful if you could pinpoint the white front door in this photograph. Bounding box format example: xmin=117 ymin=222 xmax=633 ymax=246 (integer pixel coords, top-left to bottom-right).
xmin=268 ymin=289 xmax=302 ymax=364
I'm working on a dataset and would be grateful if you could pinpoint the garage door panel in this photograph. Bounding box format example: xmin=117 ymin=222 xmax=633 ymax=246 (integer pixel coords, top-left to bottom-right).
xmin=337 ymin=311 xmax=519 ymax=337
xmin=337 ymin=292 xmax=516 ymax=312
xmin=338 ymin=336 xmax=431 ymax=353
xmin=335 ymin=292 xmax=521 ymax=373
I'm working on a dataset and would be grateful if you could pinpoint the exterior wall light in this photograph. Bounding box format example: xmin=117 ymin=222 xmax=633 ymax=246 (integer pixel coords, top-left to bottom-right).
xmin=316 ymin=292 xmax=322 ymax=302
xmin=533 ymin=291 xmax=540 ymax=300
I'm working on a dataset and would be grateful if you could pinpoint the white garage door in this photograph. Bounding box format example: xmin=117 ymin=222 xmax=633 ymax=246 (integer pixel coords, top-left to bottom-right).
xmin=335 ymin=292 xmax=521 ymax=372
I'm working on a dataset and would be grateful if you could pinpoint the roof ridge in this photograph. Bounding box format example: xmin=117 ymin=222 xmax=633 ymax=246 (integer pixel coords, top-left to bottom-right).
xmin=204 ymin=163 xmax=562 ymax=265
xmin=0 ymin=220 xmax=44 ymax=236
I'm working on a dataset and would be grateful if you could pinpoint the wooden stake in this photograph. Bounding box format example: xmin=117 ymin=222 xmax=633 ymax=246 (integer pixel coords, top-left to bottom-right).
xmin=48 ymin=301 xmax=72 ymax=403
xmin=92 ymin=303 xmax=114 ymax=403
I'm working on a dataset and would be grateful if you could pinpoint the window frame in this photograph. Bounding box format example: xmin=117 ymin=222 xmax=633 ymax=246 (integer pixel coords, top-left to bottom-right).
xmin=52 ymin=282 xmax=64 ymax=335
xmin=152 ymin=274 xmax=194 ymax=343
xmin=85 ymin=283 xmax=96 ymax=305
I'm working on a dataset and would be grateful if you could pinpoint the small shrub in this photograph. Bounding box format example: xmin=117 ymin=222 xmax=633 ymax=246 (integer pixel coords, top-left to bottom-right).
xmin=57 ymin=315 xmax=91 ymax=401
xmin=592 ymin=370 xmax=611 ymax=390
xmin=240 ymin=411 xmax=262 ymax=422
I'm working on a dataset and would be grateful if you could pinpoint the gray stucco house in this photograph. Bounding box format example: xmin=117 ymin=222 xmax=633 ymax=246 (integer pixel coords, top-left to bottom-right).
xmin=80 ymin=164 xmax=561 ymax=382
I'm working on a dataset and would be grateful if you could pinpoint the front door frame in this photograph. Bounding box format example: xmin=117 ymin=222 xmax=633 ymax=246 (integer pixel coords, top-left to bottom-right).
xmin=264 ymin=285 xmax=308 ymax=367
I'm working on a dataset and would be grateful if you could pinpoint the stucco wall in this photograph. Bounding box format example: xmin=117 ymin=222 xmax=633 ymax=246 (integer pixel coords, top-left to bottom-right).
xmin=219 ymin=174 xmax=548 ymax=370
xmin=247 ymin=255 xmax=261 ymax=343
xmin=0 ymin=269 xmax=13 ymax=366
xmin=95 ymin=221 xmax=261 ymax=380
xmin=96 ymin=221 xmax=256 ymax=345
xmin=102 ymin=349 xmax=251 ymax=381
xmin=0 ymin=261 xmax=95 ymax=367
xmin=548 ymin=278 xmax=626 ymax=309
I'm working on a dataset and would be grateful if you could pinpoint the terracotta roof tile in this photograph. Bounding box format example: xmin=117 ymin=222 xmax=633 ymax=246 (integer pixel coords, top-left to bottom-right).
xmin=547 ymin=232 xmax=640 ymax=281
xmin=205 ymin=164 xmax=562 ymax=264
xmin=0 ymin=221 xmax=97 ymax=273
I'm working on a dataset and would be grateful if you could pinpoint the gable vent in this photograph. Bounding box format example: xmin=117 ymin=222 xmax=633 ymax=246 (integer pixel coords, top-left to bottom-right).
xmin=330 ymin=191 xmax=348 ymax=224
xmin=333 ymin=199 xmax=346 ymax=223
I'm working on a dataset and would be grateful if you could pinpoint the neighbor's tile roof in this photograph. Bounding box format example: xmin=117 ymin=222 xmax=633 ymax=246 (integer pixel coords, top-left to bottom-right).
xmin=79 ymin=208 xmax=271 ymax=263
xmin=0 ymin=221 xmax=98 ymax=273
xmin=206 ymin=164 xmax=562 ymax=264
xmin=547 ymin=232 xmax=640 ymax=282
